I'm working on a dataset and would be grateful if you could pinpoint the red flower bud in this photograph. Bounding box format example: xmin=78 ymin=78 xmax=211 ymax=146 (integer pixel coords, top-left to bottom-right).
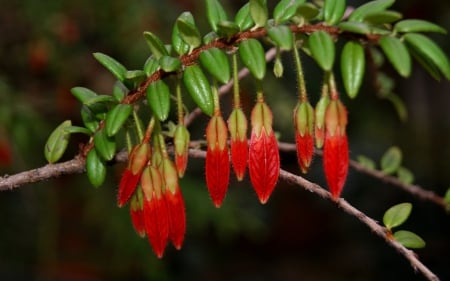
xmin=248 ymin=101 xmax=280 ymax=204
xmin=205 ymin=115 xmax=230 ymax=207
xmin=174 ymin=125 xmax=190 ymax=178
xmin=227 ymin=108 xmax=248 ymax=181
xmin=129 ymin=187 xmax=145 ymax=237
xmin=294 ymin=101 xmax=315 ymax=173
xmin=314 ymin=95 xmax=330 ymax=149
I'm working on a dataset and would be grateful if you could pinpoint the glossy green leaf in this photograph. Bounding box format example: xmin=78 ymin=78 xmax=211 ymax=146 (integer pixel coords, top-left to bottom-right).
xmin=386 ymin=93 xmax=408 ymax=122
xmin=172 ymin=23 xmax=190 ymax=55
xmin=249 ymin=0 xmax=268 ymax=28
xmin=383 ymin=202 xmax=412 ymax=229
xmin=81 ymin=105 xmax=100 ymax=133
xmin=93 ymin=52 xmax=127 ymax=81
xmin=267 ymin=25 xmax=293 ymax=51
xmin=143 ymin=56 xmax=160 ymax=76
xmin=356 ymin=155 xmax=376 ymax=170
xmin=183 ymin=65 xmax=214 ymax=116
xmin=363 ymin=10 xmax=402 ymax=24
xmin=71 ymin=87 xmax=98 ymax=103
xmin=394 ymin=230 xmax=426 ymax=249
xmin=146 ymin=80 xmax=171 ymax=121
xmin=112 ymin=81 xmax=127 ymax=102
xmin=176 ymin=12 xmax=201 ymax=51
xmin=404 ymin=33 xmax=450 ymax=80
xmin=394 ymin=19 xmax=447 ymax=34
xmin=143 ymin=31 xmax=169 ymax=60
xmin=94 ymin=128 xmax=116 ymax=161
xmin=216 ymin=20 xmax=240 ymax=38
xmin=338 ymin=21 xmax=371 ymax=34
xmin=273 ymin=0 xmax=305 ymax=24
xmin=206 ymin=0 xmax=228 ymax=32
xmin=408 ymin=46 xmax=442 ymax=81
xmin=341 ymin=41 xmax=365 ymax=98
xmin=159 ymin=56 xmax=181 ymax=72
xmin=64 ymin=126 xmax=92 ymax=135
xmin=44 ymin=120 xmax=71 ymax=164
xmin=123 ymin=70 xmax=147 ymax=90
xmin=84 ymin=95 xmax=117 ymax=106
xmin=296 ymin=3 xmax=320 ymax=21
xmin=86 ymin=149 xmax=107 ymax=188
xmin=381 ymin=146 xmax=402 ymax=174
xmin=239 ymin=39 xmax=266 ymax=80
xmin=235 ymin=3 xmax=254 ymax=31
xmin=349 ymin=0 xmax=395 ymax=22
xmin=105 ymin=104 xmax=132 ymax=137
xmin=309 ymin=31 xmax=335 ymax=71
xmin=324 ymin=0 xmax=346 ymax=25
xmin=397 ymin=166 xmax=414 ymax=185
xmin=199 ymin=48 xmax=231 ymax=84
xmin=203 ymin=31 xmax=219 ymax=44
xmin=379 ymin=36 xmax=411 ymax=77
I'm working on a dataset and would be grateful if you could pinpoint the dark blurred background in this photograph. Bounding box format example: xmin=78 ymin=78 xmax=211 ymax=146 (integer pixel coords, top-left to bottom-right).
xmin=0 ymin=0 xmax=449 ymax=280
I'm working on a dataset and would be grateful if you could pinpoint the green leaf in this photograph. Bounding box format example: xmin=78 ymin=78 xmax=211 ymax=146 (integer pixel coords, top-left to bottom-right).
xmin=404 ymin=33 xmax=450 ymax=80
xmin=309 ymin=31 xmax=335 ymax=71
xmin=356 ymin=155 xmax=376 ymax=170
xmin=143 ymin=56 xmax=160 ymax=76
xmin=216 ymin=20 xmax=240 ymax=38
xmin=71 ymin=87 xmax=98 ymax=103
xmin=94 ymin=128 xmax=116 ymax=161
xmin=123 ymin=70 xmax=147 ymax=90
xmin=44 ymin=120 xmax=71 ymax=164
xmin=112 ymin=81 xmax=127 ymax=102
xmin=83 ymin=95 xmax=117 ymax=106
xmin=380 ymin=146 xmax=402 ymax=174
xmin=249 ymin=0 xmax=268 ymax=28
xmin=267 ymin=25 xmax=293 ymax=51
xmin=86 ymin=149 xmax=107 ymax=188
xmin=199 ymin=48 xmax=231 ymax=84
xmin=105 ymin=104 xmax=132 ymax=137
xmin=397 ymin=166 xmax=414 ymax=185
xmin=394 ymin=19 xmax=447 ymax=34
xmin=295 ymin=3 xmax=320 ymax=22
xmin=341 ymin=41 xmax=365 ymax=98
xmin=183 ymin=65 xmax=214 ymax=116
xmin=206 ymin=0 xmax=228 ymax=32
xmin=172 ymin=22 xmax=190 ymax=55
xmin=323 ymin=0 xmax=346 ymax=26
xmin=239 ymin=39 xmax=266 ymax=80
xmin=143 ymin=31 xmax=169 ymax=60
xmin=379 ymin=36 xmax=411 ymax=77
xmin=394 ymin=230 xmax=426 ymax=249
xmin=235 ymin=3 xmax=254 ymax=31
xmin=146 ymin=80 xmax=171 ymax=121
xmin=385 ymin=93 xmax=408 ymax=122
xmin=159 ymin=56 xmax=181 ymax=72
xmin=93 ymin=52 xmax=127 ymax=82
xmin=273 ymin=0 xmax=305 ymax=24
xmin=363 ymin=10 xmax=402 ymax=25
xmin=349 ymin=0 xmax=395 ymax=22
xmin=81 ymin=105 xmax=100 ymax=133
xmin=176 ymin=12 xmax=202 ymax=51
xmin=383 ymin=202 xmax=412 ymax=229
xmin=64 ymin=126 xmax=92 ymax=135
xmin=338 ymin=21 xmax=371 ymax=34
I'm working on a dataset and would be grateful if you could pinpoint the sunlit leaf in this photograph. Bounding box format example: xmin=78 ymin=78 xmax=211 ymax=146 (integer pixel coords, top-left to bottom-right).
xmin=249 ymin=0 xmax=268 ymax=28
xmin=235 ymin=3 xmax=254 ymax=31
xmin=143 ymin=31 xmax=169 ymax=60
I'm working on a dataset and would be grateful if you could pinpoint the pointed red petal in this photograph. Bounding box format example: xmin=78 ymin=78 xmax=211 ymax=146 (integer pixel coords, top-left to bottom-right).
xmin=323 ymin=134 xmax=349 ymax=198
xmin=205 ymin=146 xmax=230 ymax=207
xmin=165 ymin=186 xmax=186 ymax=249
xmin=130 ymin=206 xmax=146 ymax=238
xmin=143 ymin=195 xmax=169 ymax=258
xmin=295 ymin=133 xmax=314 ymax=174
xmin=117 ymin=169 xmax=140 ymax=207
xmin=175 ymin=152 xmax=188 ymax=178
xmin=248 ymin=129 xmax=280 ymax=204
xmin=230 ymin=138 xmax=248 ymax=181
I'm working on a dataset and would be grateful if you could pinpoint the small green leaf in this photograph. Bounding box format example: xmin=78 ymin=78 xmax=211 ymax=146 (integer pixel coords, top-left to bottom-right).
xmin=216 ymin=20 xmax=240 ymax=38
xmin=273 ymin=0 xmax=305 ymax=24
xmin=143 ymin=56 xmax=160 ymax=76
xmin=84 ymin=95 xmax=117 ymax=106
xmin=235 ymin=3 xmax=254 ymax=31
xmin=383 ymin=202 xmax=412 ymax=229
xmin=199 ymin=48 xmax=231 ymax=84
xmin=44 ymin=120 xmax=71 ymax=164
xmin=363 ymin=10 xmax=402 ymax=25
xmin=309 ymin=31 xmax=335 ymax=71
xmin=64 ymin=126 xmax=92 ymax=135
xmin=356 ymin=155 xmax=376 ymax=170
xmin=295 ymin=3 xmax=320 ymax=22
xmin=183 ymin=65 xmax=214 ymax=116
xmin=250 ymin=0 xmax=268 ymax=28
xmin=341 ymin=41 xmax=365 ymax=98
xmin=394 ymin=19 xmax=447 ymax=34
xmin=404 ymin=33 xmax=450 ymax=80
xmin=338 ymin=21 xmax=371 ymax=34
xmin=172 ymin=23 xmax=190 ymax=55
xmin=105 ymin=104 xmax=132 ymax=137
xmin=323 ymin=0 xmax=346 ymax=26
xmin=176 ymin=12 xmax=202 ymax=51
xmin=94 ymin=128 xmax=116 ymax=161
xmin=267 ymin=25 xmax=293 ymax=51
xmin=71 ymin=87 xmax=97 ymax=103
xmin=349 ymin=0 xmax=395 ymax=22
xmin=385 ymin=93 xmax=408 ymax=122
xmin=86 ymin=149 xmax=107 ymax=188
xmin=93 ymin=52 xmax=127 ymax=82
xmin=81 ymin=105 xmax=100 ymax=133
xmin=123 ymin=70 xmax=147 ymax=90
xmin=159 ymin=56 xmax=181 ymax=73
xmin=146 ymin=80 xmax=171 ymax=121
xmin=394 ymin=230 xmax=426 ymax=249
xmin=206 ymin=0 xmax=228 ymax=32
xmin=380 ymin=146 xmax=402 ymax=174
xmin=239 ymin=39 xmax=266 ymax=80
xmin=112 ymin=81 xmax=127 ymax=102
xmin=379 ymin=36 xmax=411 ymax=77
xmin=143 ymin=31 xmax=169 ymax=60
xmin=397 ymin=166 xmax=414 ymax=185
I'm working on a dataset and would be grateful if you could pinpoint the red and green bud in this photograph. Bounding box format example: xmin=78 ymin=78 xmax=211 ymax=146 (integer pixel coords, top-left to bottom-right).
xmin=205 ymin=114 xmax=230 ymax=207
xmin=129 ymin=187 xmax=145 ymax=237
xmin=117 ymin=142 xmax=151 ymax=207
xmin=323 ymin=99 xmax=349 ymax=199
xmin=294 ymin=101 xmax=315 ymax=173
xmin=174 ymin=125 xmax=190 ymax=178
xmin=248 ymin=100 xmax=280 ymax=204
xmin=314 ymin=95 xmax=330 ymax=149
xmin=227 ymin=108 xmax=248 ymax=181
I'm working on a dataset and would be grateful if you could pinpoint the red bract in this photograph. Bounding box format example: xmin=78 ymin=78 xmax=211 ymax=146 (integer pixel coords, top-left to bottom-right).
xmin=228 ymin=108 xmax=248 ymax=181
xmin=129 ymin=187 xmax=145 ymax=237
xmin=294 ymin=101 xmax=315 ymax=173
xmin=248 ymin=101 xmax=280 ymax=204
xmin=174 ymin=125 xmax=190 ymax=177
xmin=323 ymin=99 xmax=349 ymax=199
xmin=205 ymin=115 xmax=230 ymax=207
